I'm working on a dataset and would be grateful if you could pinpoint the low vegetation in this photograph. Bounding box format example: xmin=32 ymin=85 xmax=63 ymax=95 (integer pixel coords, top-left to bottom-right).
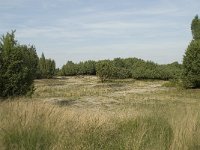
xmin=1 ymin=77 xmax=200 ymax=149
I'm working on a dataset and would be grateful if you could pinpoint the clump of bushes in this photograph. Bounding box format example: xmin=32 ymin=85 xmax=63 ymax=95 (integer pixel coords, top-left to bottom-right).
xmin=95 ymin=58 xmax=182 ymax=82
xmin=0 ymin=31 xmax=57 ymax=98
xmin=60 ymin=57 xmax=182 ymax=82
xmin=0 ymin=31 xmax=38 ymax=97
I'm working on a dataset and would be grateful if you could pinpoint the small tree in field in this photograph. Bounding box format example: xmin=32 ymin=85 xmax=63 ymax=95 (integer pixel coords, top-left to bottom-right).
xmin=96 ymin=60 xmax=114 ymax=82
xmin=183 ymin=15 xmax=200 ymax=88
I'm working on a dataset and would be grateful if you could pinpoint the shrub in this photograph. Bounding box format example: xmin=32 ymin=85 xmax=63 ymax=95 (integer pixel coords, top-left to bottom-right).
xmin=60 ymin=61 xmax=78 ymax=76
xmin=183 ymin=15 xmax=200 ymax=88
xmin=96 ymin=60 xmax=114 ymax=82
xmin=0 ymin=31 xmax=38 ymax=97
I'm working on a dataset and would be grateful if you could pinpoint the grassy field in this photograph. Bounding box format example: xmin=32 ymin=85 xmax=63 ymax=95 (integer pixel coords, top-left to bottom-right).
xmin=1 ymin=76 xmax=200 ymax=150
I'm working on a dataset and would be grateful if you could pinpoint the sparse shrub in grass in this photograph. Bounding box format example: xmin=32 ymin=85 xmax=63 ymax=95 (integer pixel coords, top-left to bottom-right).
xmin=162 ymin=79 xmax=183 ymax=88
xmin=162 ymin=81 xmax=176 ymax=87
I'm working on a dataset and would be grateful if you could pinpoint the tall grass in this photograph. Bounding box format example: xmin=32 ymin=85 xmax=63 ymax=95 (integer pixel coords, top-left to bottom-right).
xmin=1 ymin=77 xmax=200 ymax=149
xmin=0 ymin=101 xmax=60 ymax=150
xmin=0 ymin=101 xmax=175 ymax=150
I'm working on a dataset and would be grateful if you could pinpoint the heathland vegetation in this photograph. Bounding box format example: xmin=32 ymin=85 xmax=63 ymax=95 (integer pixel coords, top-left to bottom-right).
xmin=0 ymin=16 xmax=200 ymax=149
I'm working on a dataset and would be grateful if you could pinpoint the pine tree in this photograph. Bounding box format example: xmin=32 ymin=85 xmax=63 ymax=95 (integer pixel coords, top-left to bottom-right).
xmin=183 ymin=15 xmax=200 ymax=88
xmin=0 ymin=31 xmax=38 ymax=97
xmin=37 ymin=53 xmax=56 ymax=78
xmin=191 ymin=15 xmax=200 ymax=40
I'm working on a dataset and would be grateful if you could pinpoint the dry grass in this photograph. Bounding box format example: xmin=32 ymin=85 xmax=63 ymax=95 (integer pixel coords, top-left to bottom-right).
xmin=1 ymin=76 xmax=200 ymax=149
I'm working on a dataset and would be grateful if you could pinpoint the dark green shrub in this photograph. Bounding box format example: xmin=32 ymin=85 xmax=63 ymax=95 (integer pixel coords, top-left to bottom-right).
xmin=59 ymin=57 xmax=182 ymax=81
xmin=112 ymin=67 xmax=131 ymax=79
xmin=0 ymin=31 xmax=38 ymax=97
xmin=77 ymin=60 xmax=96 ymax=75
xmin=60 ymin=61 xmax=78 ymax=76
xmin=96 ymin=60 xmax=114 ymax=82
xmin=183 ymin=15 xmax=200 ymax=88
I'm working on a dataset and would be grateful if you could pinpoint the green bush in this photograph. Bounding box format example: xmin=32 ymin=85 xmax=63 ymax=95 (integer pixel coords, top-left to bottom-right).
xmin=183 ymin=15 xmax=200 ymax=88
xmin=0 ymin=31 xmax=38 ymax=97
xmin=77 ymin=60 xmax=96 ymax=75
xmin=60 ymin=61 xmax=78 ymax=76
xmin=96 ymin=60 xmax=114 ymax=82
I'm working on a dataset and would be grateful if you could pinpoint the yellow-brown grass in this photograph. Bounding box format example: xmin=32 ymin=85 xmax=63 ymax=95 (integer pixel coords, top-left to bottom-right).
xmin=1 ymin=76 xmax=200 ymax=149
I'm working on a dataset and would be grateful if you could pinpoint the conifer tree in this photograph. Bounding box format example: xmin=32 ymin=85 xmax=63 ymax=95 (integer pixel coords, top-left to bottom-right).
xmin=183 ymin=15 xmax=200 ymax=88
xmin=37 ymin=53 xmax=56 ymax=78
xmin=0 ymin=31 xmax=38 ymax=97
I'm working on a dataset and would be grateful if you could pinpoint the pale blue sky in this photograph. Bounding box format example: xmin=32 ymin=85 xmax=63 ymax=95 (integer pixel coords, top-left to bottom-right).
xmin=0 ymin=0 xmax=199 ymax=67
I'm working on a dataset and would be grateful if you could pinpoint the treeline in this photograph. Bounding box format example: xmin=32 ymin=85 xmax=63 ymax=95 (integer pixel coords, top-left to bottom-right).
xmin=59 ymin=60 xmax=96 ymax=76
xmin=59 ymin=58 xmax=182 ymax=82
xmin=37 ymin=53 xmax=56 ymax=79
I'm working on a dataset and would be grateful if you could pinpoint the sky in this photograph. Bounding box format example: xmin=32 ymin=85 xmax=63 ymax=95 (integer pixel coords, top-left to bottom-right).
xmin=0 ymin=0 xmax=200 ymax=67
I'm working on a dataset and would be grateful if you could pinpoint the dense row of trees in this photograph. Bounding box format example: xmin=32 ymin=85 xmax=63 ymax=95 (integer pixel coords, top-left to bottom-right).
xmin=37 ymin=53 xmax=56 ymax=79
xmin=60 ymin=60 xmax=96 ymax=76
xmin=59 ymin=58 xmax=182 ymax=82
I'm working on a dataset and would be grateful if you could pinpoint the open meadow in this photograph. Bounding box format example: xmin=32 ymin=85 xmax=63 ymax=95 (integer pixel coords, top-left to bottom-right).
xmin=1 ymin=76 xmax=200 ymax=149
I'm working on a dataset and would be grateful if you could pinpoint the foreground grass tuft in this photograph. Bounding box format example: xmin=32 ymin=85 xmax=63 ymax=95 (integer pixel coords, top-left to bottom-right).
xmin=0 ymin=101 xmax=59 ymax=150
xmin=2 ymin=124 xmax=55 ymax=150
